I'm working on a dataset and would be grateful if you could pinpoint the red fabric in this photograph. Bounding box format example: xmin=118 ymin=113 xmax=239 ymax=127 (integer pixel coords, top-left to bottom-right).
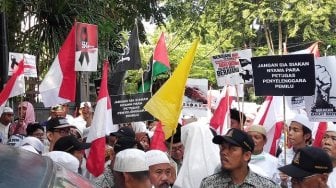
xmin=210 ymin=90 xmax=233 ymax=134
xmin=58 ymin=25 xmax=76 ymax=101
xmin=0 ymin=60 xmax=24 ymax=106
xmin=86 ymin=137 xmax=106 ymax=176
xmin=313 ymin=122 xmax=327 ymax=147
xmin=270 ymin=122 xmax=284 ymax=155
xmin=149 ymin=121 xmax=167 ymax=152
xmin=86 ymin=61 xmax=111 ymax=177
xmin=153 ymin=33 xmax=170 ymax=68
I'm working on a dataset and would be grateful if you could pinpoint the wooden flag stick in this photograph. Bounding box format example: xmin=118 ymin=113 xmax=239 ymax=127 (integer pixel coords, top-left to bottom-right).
xmin=283 ymin=95 xmax=287 ymax=165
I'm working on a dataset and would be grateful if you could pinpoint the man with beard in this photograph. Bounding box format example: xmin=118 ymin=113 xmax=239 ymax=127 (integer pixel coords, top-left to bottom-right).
xmin=200 ymin=128 xmax=277 ymax=187
xmin=321 ymin=123 xmax=336 ymax=188
xmin=146 ymin=150 xmax=172 ymax=188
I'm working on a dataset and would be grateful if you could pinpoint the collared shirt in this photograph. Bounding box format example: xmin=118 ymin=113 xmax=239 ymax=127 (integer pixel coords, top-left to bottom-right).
xmin=93 ymin=167 xmax=115 ymax=188
xmin=200 ymin=169 xmax=279 ymax=188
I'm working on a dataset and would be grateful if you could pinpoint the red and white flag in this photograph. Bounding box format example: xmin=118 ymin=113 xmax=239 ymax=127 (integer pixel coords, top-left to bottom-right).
xmin=254 ymin=96 xmax=297 ymax=155
xmin=39 ymin=26 xmax=76 ymax=107
xmin=210 ymin=87 xmax=233 ymax=135
xmin=86 ymin=61 xmax=117 ymax=177
xmin=0 ymin=60 xmax=25 ymax=114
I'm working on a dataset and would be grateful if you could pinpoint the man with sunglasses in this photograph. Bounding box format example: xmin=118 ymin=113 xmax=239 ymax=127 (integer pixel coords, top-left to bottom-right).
xmin=321 ymin=123 xmax=336 ymax=188
xmin=46 ymin=117 xmax=75 ymax=151
xmin=278 ymin=147 xmax=333 ymax=188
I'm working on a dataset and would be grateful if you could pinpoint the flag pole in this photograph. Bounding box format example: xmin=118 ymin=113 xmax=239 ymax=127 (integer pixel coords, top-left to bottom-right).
xmin=234 ymin=85 xmax=243 ymax=129
xmin=283 ymin=96 xmax=287 ymax=165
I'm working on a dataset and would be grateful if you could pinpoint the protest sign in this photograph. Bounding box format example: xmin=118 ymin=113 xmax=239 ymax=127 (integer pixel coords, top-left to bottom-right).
xmin=8 ymin=52 xmax=37 ymax=77
xmin=211 ymin=49 xmax=252 ymax=86
xmin=111 ymin=92 xmax=153 ymax=124
xmin=182 ymin=78 xmax=208 ymax=117
xmin=75 ymin=22 xmax=98 ymax=71
xmin=252 ymin=54 xmax=315 ymax=96
xmin=305 ymin=56 xmax=336 ymax=121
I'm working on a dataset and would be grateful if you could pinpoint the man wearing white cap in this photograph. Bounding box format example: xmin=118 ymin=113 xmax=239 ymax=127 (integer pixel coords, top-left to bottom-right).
xmin=113 ymin=148 xmax=151 ymax=188
xmin=321 ymin=122 xmax=336 ymax=188
xmin=146 ymin=150 xmax=172 ymax=188
xmin=0 ymin=107 xmax=14 ymax=144
xmin=247 ymin=125 xmax=278 ymax=180
xmin=277 ymin=114 xmax=313 ymax=187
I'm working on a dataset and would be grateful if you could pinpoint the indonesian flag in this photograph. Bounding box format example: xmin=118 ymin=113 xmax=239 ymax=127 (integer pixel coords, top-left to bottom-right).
xmin=210 ymin=87 xmax=233 ymax=135
xmin=39 ymin=25 xmax=76 ymax=107
xmin=254 ymin=96 xmax=296 ymax=156
xmin=86 ymin=61 xmax=117 ymax=177
xmin=0 ymin=60 xmax=25 ymax=114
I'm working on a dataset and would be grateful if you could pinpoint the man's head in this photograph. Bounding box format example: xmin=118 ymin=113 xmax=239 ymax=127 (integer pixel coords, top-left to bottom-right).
xmin=113 ymin=149 xmax=151 ymax=188
xmin=50 ymin=104 xmax=66 ymax=118
xmin=165 ymin=124 xmax=183 ymax=162
xmin=230 ymin=109 xmax=246 ymax=130
xmin=53 ymin=135 xmax=91 ymax=163
xmin=145 ymin=150 xmax=171 ymax=188
xmin=321 ymin=122 xmax=336 ymax=166
xmin=247 ymin=125 xmax=267 ymax=155
xmin=46 ymin=117 xmax=75 ymax=151
xmin=288 ymin=114 xmax=312 ymax=149
xmin=0 ymin=107 xmax=14 ymax=125
xmin=213 ymin=128 xmax=254 ymax=171
xmin=278 ymin=147 xmax=332 ymax=188
xmin=26 ymin=123 xmax=44 ymax=142
xmin=111 ymin=126 xmax=136 ymax=139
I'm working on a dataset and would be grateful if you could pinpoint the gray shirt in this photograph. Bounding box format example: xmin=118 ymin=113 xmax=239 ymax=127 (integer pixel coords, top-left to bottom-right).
xmin=200 ymin=169 xmax=279 ymax=188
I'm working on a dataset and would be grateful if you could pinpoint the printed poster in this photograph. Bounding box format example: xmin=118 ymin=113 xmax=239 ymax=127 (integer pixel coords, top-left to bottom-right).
xmin=8 ymin=52 xmax=37 ymax=77
xmin=211 ymin=49 xmax=252 ymax=86
xmin=75 ymin=22 xmax=98 ymax=71
xmin=182 ymin=78 xmax=208 ymax=117
xmin=305 ymin=56 xmax=336 ymax=121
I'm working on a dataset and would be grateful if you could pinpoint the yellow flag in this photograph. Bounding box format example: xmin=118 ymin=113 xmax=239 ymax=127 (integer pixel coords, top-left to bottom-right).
xmin=144 ymin=39 xmax=200 ymax=139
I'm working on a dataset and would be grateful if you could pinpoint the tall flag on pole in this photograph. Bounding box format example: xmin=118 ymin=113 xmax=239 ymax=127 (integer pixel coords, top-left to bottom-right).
xmin=144 ymin=39 xmax=199 ymax=139
xmin=0 ymin=60 xmax=25 ymax=114
xmin=86 ymin=61 xmax=116 ymax=177
xmin=39 ymin=25 xmax=76 ymax=107
xmin=115 ymin=25 xmax=141 ymax=72
xmin=109 ymin=24 xmax=141 ymax=95
xmin=139 ymin=32 xmax=170 ymax=92
xmin=210 ymin=87 xmax=233 ymax=135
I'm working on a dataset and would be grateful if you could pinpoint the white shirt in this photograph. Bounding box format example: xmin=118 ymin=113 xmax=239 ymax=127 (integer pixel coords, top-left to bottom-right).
xmin=0 ymin=122 xmax=10 ymax=144
xmin=250 ymin=151 xmax=278 ymax=180
xmin=328 ymin=167 xmax=336 ymax=188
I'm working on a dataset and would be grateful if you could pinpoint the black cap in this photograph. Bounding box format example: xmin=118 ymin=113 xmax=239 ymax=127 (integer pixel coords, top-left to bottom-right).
xmin=230 ymin=109 xmax=246 ymax=124
xmin=110 ymin=127 xmax=135 ymax=138
xmin=46 ymin=117 xmax=75 ymax=132
xmin=213 ymin=128 xmax=254 ymax=152
xmin=278 ymin=147 xmax=333 ymax=178
xmin=114 ymin=136 xmax=137 ymax=153
xmin=166 ymin=123 xmax=182 ymax=144
xmin=53 ymin=135 xmax=91 ymax=153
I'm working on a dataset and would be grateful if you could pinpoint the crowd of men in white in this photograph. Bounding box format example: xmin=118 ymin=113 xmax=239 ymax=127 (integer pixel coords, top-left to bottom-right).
xmin=0 ymin=101 xmax=335 ymax=188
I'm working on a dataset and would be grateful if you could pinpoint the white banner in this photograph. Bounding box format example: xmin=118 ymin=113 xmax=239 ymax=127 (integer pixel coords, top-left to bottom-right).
xmin=211 ymin=49 xmax=252 ymax=86
xmin=182 ymin=78 xmax=208 ymax=117
xmin=8 ymin=52 xmax=37 ymax=77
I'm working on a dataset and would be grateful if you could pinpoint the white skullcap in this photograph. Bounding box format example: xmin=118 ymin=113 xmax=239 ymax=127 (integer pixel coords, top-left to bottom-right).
xmin=20 ymin=136 xmax=44 ymax=154
xmin=326 ymin=122 xmax=336 ymax=133
xmin=2 ymin=107 xmax=13 ymax=114
xmin=113 ymin=148 xmax=148 ymax=172
xmin=146 ymin=150 xmax=170 ymax=167
xmin=80 ymin=102 xmax=91 ymax=108
xmin=44 ymin=151 xmax=79 ymax=173
xmin=21 ymin=145 xmax=40 ymax=154
xmin=290 ymin=114 xmax=313 ymax=131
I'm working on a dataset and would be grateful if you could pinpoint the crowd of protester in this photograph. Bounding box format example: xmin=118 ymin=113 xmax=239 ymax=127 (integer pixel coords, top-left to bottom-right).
xmin=0 ymin=101 xmax=335 ymax=188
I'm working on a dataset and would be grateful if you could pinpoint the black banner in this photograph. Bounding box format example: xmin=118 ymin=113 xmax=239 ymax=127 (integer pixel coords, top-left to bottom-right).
xmin=252 ymin=54 xmax=315 ymax=96
xmin=111 ymin=92 xmax=153 ymax=124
